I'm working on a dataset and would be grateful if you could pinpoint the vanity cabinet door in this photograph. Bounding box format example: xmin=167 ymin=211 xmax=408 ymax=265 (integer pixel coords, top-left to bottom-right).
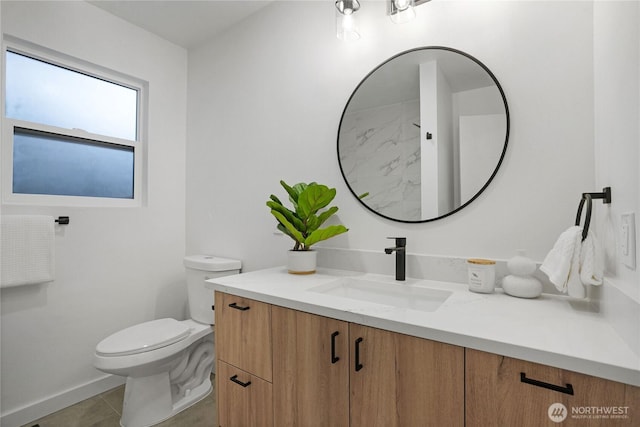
xmin=349 ymin=324 xmax=464 ymax=427
xmin=272 ymin=306 xmax=349 ymax=427
xmin=215 ymin=292 xmax=272 ymax=382
xmin=466 ymin=348 xmax=640 ymax=427
xmin=217 ymin=360 xmax=273 ymax=427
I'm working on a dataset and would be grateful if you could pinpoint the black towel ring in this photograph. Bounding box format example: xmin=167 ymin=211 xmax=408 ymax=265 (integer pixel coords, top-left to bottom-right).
xmin=574 ymin=187 xmax=612 ymax=242
xmin=575 ymin=194 xmax=592 ymax=242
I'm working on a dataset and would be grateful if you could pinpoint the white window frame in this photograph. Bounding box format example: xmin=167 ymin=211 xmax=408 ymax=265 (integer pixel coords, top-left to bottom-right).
xmin=1 ymin=37 xmax=147 ymax=207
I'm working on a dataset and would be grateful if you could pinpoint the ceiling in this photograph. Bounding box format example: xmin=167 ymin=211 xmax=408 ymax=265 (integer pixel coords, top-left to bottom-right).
xmin=88 ymin=0 xmax=273 ymax=49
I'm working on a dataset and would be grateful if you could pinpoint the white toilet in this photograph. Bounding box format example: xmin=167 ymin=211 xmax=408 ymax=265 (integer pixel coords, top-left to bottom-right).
xmin=94 ymin=255 xmax=241 ymax=427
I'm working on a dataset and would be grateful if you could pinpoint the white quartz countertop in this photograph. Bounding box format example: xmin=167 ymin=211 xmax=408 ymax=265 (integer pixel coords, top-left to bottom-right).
xmin=207 ymin=267 xmax=640 ymax=387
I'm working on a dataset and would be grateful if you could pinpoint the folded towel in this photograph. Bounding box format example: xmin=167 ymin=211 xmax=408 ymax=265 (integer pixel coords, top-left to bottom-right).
xmin=540 ymin=225 xmax=603 ymax=298
xmin=1 ymin=215 xmax=55 ymax=288
xmin=540 ymin=226 xmax=582 ymax=293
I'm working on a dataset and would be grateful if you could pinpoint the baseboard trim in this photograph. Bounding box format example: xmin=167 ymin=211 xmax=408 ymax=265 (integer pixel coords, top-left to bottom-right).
xmin=0 ymin=374 xmax=124 ymax=427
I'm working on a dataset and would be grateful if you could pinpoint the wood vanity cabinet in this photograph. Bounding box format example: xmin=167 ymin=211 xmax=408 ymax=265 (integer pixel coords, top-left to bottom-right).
xmin=271 ymin=306 xmax=350 ymax=426
xmin=217 ymin=360 xmax=273 ymax=427
xmin=271 ymin=306 xmax=464 ymax=427
xmin=215 ymin=292 xmax=273 ymax=427
xmin=216 ymin=291 xmax=638 ymax=427
xmin=349 ymin=323 xmax=465 ymax=427
xmin=466 ymin=348 xmax=640 ymax=427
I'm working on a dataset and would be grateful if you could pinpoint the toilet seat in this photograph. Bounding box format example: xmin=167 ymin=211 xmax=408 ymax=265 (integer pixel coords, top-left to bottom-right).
xmin=96 ymin=318 xmax=191 ymax=357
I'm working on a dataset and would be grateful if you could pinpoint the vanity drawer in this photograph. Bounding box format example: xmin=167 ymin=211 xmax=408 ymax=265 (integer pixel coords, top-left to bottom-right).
xmin=217 ymin=360 xmax=273 ymax=427
xmin=466 ymin=348 xmax=640 ymax=427
xmin=215 ymin=291 xmax=272 ymax=381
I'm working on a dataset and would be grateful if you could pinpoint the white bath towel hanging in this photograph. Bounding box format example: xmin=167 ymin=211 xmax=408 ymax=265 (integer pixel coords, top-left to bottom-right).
xmin=566 ymin=240 xmax=585 ymax=298
xmin=580 ymin=230 xmax=604 ymax=286
xmin=540 ymin=226 xmax=582 ymax=294
xmin=540 ymin=225 xmax=603 ymax=298
xmin=1 ymin=215 xmax=55 ymax=288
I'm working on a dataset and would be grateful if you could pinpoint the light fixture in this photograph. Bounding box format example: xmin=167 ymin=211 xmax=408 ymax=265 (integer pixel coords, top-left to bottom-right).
xmin=389 ymin=0 xmax=416 ymax=24
xmin=335 ymin=0 xmax=361 ymax=41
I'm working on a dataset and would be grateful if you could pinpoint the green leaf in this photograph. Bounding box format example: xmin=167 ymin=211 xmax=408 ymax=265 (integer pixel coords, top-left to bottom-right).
xmin=269 ymin=194 xmax=283 ymax=205
xmin=268 ymin=180 xmax=349 ymax=250
xmin=280 ymin=180 xmax=300 ymax=205
xmin=281 ymin=181 xmax=314 ymax=206
xmin=305 ymin=214 xmax=320 ymax=234
xmin=271 ymin=210 xmax=305 ymax=245
xmin=297 ymin=185 xmax=336 ymax=219
xmin=316 ymin=206 xmax=338 ymax=228
xmin=276 ymin=223 xmax=295 ymax=240
xmin=304 ymin=225 xmax=348 ymax=248
xmin=267 ymin=200 xmax=305 ymax=232
xmin=291 ymin=182 xmax=309 ymax=196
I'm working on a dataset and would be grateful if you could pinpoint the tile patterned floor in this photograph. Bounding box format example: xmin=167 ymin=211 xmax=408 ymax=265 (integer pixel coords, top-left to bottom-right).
xmin=22 ymin=375 xmax=216 ymax=427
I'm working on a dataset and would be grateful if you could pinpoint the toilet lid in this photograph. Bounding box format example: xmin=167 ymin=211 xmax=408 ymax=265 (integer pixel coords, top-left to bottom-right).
xmin=96 ymin=318 xmax=191 ymax=357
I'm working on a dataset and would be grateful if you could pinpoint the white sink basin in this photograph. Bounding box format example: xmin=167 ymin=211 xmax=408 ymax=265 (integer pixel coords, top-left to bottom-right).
xmin=309 ymin=277 xmax=452 ymax=312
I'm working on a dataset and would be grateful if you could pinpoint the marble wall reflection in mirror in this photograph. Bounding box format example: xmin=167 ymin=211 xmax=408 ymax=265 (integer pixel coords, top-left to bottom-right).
xmin=337 ymin=47 xmax=509 ymax=223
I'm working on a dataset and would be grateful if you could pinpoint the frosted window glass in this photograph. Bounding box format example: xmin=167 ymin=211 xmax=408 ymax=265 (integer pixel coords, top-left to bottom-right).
xmin=13 ymin=129 xmax=134 ymax=199
xmin=6 ymin=51 xmax=137 ymax=141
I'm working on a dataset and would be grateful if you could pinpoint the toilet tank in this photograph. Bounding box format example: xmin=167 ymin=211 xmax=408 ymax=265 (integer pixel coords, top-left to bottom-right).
xmin=184 ymin=255 xmax=241 ymax=325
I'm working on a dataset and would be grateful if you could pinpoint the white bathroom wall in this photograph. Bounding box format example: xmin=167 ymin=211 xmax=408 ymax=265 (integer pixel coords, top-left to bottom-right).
xmin=186 ymin=0 xmax=637 ymax=356
xmin=1 ymin=1 xmax=634 ymax=425
xmin=0 ymin=2 xmax=187 ymax=425
xmin=594 ymin=0 xmax=640 ymax=303
xmin=593 ymin=1 xmax=640 ymax=356
xmin=187 ymin=0 xmax=595 ymax=268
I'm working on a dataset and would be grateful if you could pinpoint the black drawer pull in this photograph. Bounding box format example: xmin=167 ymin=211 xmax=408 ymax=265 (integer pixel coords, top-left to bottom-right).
xmin=355 ymin=337 xmax=363 ymax=372
xmin=228 ymin=302 xmax=250 ymax=311
xmin=331 ymin=331 xmax=340 ymax=364
xmin=520 ymin=372 xmax=574 ymax=395
xmin=230 ymin=375 xmax=251 ymax=388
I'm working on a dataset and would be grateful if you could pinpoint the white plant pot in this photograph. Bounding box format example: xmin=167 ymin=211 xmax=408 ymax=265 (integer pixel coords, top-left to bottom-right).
xmin=287 ymin=250 xmax=317 ymax=275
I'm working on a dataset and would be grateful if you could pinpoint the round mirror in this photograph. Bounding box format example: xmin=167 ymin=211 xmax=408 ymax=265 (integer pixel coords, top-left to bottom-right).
xmin=337 ymin=46 xmax=509 ymax=223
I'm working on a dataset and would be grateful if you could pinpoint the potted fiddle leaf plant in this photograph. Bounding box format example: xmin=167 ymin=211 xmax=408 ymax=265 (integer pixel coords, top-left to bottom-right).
xmin=267 ymin=180 xmax=348 ymax=274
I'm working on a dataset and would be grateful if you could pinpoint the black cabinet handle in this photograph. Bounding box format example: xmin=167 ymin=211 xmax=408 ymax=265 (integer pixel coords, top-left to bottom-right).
xmin=354 ymin=337 xmax=363 ymax=372
xmin=331 ymin=331 xmax=340 ymax=364
xmin=520 ymin=372 xmax=574 ymax=395
xmin=228 ymin=302 xmax=250 ymax=311
xmin=230 ymin=375 xmax=251 ymax=388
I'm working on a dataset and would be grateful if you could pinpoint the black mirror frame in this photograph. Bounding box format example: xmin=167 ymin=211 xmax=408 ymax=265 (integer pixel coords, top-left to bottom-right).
xmin=337 ymin=46 xmax=510 ymax=223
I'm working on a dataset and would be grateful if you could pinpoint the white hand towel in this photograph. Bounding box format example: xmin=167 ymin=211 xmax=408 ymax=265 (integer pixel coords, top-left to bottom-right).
xmin=580 ymin=230 xmax=603 ymax=286
xmin=1 ymin=215 xmax=55 ymax=288
xmin=566 ymin=235 xmax=585 ymax=298
xmin=540 ymin=226 xmax=582 ymax=293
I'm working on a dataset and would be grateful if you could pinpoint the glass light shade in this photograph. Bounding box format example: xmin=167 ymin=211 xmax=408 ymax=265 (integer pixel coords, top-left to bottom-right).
xmin=336 ymin=13 xmax=360 ymax=41
xmin=390 ymin=0 xmax=416 ymax=24
xmin=336 ymin=0 xmax=360 ymax=41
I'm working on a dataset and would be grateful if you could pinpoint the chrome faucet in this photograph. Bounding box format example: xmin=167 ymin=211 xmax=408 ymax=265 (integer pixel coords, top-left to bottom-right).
xmin=384 ymin=237 xmax=406 ymax=281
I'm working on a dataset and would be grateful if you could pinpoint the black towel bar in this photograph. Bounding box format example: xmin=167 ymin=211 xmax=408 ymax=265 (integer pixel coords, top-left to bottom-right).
xmin=575 ymin=187 xmax=611 ymax=241
xmin=55 ymin=216 xmax=70 ymax=225
xmin=582 ymin=186 xmax=612 ymax=204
